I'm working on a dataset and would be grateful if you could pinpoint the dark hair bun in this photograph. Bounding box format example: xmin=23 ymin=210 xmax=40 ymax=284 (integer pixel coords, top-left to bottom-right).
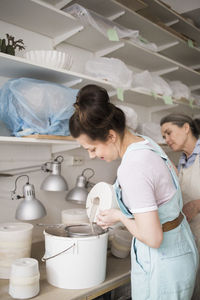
xmin=70 ymin=84 xmax=126 ymax=140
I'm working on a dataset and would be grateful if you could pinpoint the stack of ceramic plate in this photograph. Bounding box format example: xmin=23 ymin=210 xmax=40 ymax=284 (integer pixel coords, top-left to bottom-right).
xmin=24 ymin=50 xmax=73 ymax=70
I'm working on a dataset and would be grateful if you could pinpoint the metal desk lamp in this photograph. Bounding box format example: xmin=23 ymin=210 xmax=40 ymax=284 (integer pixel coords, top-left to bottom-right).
xmin=11 ymin=175 xmax=47 ymax=220
xmin=40 ymin=156 xmax=68 ymax=192
xmin=66 ymin=168 xmax=95 ymax=204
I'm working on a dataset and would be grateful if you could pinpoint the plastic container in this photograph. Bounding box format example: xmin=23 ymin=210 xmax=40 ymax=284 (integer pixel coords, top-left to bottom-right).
xmin=61 ymin=208 xmax=89 ymax=225
xmin=0 ymin=223 xmax=33 ymax=279
xmin=111 ymin=229 xmax=132 ymax=258
xmin=9 ymin=258 xmax=40 ymax=299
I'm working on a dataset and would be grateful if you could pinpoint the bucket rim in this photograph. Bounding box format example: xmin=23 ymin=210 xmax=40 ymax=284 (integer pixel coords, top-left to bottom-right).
xmin=43 ymin=229 xmax=108 ymax=240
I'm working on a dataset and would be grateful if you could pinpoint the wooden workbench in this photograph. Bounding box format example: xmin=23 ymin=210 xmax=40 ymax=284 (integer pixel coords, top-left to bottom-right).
xmin=0 ymin=242 xmax=131 ymax=300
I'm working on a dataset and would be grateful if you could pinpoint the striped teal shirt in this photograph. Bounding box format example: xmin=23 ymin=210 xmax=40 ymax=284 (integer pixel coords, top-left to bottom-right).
xmin=178 ymin=139 xmax=200 ymax=171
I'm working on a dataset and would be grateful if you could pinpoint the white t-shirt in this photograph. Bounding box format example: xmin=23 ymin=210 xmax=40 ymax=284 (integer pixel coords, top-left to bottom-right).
xmin=117 ymin=141 xmax=176 ymax=214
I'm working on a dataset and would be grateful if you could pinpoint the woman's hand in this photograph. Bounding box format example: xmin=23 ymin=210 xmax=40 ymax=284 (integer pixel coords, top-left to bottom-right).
xmin=96 ymin=208 xmax=122 ymax=229
xmin=183 ymin=199 xmax=200 ymax=223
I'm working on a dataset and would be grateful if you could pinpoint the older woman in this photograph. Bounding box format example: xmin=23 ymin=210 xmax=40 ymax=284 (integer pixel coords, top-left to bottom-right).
xmin=160 ymin=113 xmax=200 ymax=300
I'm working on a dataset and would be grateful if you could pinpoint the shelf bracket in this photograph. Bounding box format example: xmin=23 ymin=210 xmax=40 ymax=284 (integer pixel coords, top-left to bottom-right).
xmin=95 ymin=42 xmax=124 ymax=57
xmin=157 ymin=41 xmax=179 ymax=52
xmin=54 ymin=0 xmax=72 ymax=10
xmin=108 ymin=10 xmax=125 ymax=21
xmin=164 ymin=19 xmax=179 ymax=27
xmin=53 ymin=25 xmax=84 ymax=47
xmin=152 ymin=66 xmax=179 ymax=76
xmin=190 ymin=85 xmax=200 ymax=91
xmin=65 ymin=78 xmax=83 ymax=88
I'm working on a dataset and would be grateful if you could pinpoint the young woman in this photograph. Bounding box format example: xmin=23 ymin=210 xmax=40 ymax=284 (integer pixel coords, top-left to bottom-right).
xmin=160 ymin=113 xmax=200 ymax=299
xmin=69 ymin=85 xmax=198 ymax=299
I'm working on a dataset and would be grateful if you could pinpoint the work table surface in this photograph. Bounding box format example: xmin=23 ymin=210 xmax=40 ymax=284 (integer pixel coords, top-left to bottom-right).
xmin=0 ymin=243 xmax=131 ymax=300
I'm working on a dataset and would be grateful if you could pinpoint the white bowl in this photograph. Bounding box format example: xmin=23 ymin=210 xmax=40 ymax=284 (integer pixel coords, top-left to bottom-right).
xmin=24 ymin=50 xmax=73 ymax=70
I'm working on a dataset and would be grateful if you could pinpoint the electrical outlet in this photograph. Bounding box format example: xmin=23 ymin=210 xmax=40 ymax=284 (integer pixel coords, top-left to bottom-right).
xmin=64 ymin=156 xmax=84 ymax=166
xmin=72 ymin=156 xmax=84 ymax=166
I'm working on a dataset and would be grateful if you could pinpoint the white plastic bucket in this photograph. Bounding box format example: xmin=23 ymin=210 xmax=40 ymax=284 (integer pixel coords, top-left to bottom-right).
xmin=61 ymin=208 xmax=89 ymax=225
xmin=9 ymin=258 xmax=40 ymax=299
xmin=43 ymin=228 xmax=108 ymax=289
xmin=111 ymin=229 xmax=132 ymax=258
xmin=0 ymin=223 xmax=33 ymax=279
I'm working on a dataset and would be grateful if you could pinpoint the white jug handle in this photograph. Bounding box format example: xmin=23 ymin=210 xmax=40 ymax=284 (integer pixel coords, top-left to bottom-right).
xmin=41 ymin=243 xmax=75 ymax=262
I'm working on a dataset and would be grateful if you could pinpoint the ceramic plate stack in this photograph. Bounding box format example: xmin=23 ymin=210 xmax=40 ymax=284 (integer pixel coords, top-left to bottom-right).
xmin=24 ymin=50 xmax=73 ymax=70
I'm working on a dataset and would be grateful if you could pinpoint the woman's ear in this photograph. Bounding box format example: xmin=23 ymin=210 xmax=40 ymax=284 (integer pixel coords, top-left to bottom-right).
xmin=183 ymin=122 xmax=190 ymax=134
xmin=108 ymin=130 xmax=117 ymax=142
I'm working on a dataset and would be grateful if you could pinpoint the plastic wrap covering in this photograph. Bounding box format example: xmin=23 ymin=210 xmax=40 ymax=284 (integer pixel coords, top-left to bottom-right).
xmin=85 ymin=57 xmax=133 ymax=89
xmin=116 ymin=104 xmax=138 ymax=131
xmin=0 ymin=78 xmax=78 ymax=137
xmin=130 ymin=36 xmax=158 ymax=52
xmin=168 ymin=81 xmax=191 ymax=100
xmin=132 ymin=70 xmax=172 ymax=96
xmin=193 ymin=95 xmax=200 ymax=107
xmin=141 ymin=122 xmax=165 ymax=144
xmin=65 ymin=4 xmax=139 ymax=40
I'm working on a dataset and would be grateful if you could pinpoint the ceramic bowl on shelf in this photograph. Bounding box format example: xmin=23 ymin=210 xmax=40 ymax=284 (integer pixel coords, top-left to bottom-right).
xmin=24 ymin=50 xmax=73 ymax=70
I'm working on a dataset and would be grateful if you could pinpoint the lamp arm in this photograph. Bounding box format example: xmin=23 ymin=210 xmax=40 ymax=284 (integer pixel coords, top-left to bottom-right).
xmin=11 ymin=175 xmax=29 ymax=200
xmin=0 ymin=163 xmax=53 ymax=177
xmin=1 ymin=164 xmax=42 ymax=174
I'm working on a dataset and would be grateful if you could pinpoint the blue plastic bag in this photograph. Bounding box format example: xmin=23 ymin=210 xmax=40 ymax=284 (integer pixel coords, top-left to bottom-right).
xmin=0 ymin=78 xmax=78 ymax=136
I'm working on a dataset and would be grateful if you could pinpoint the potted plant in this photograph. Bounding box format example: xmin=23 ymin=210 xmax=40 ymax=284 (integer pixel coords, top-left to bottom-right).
xmin=0 ymin=33 xmax=25 ymax=56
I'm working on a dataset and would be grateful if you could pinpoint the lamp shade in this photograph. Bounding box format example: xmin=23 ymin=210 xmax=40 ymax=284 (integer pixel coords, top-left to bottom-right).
xmin=66 ymin=175 xmax=88 ymax=204
xmin=15 ymin=183 xmax=46 ymax=221
xmin=40 ymin=160 xmax=68 ymax=192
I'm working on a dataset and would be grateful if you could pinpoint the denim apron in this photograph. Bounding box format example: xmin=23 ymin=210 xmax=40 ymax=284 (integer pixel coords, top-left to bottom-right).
xmin=114 ymin=136 xmax=199 ymax=299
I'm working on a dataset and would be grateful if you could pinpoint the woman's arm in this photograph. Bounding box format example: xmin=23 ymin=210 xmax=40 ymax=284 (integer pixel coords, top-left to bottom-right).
xmin=183 ymin=199 xmax=200 ymax=222
xmin=97 ymin=209 xmax=163 ymax=248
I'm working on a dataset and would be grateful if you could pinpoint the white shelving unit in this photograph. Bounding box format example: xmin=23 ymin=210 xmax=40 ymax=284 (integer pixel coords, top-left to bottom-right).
xmin=0 ymin=0 xmax=200 ymax=149
xmin=2 ymin=51 xmax=196 ymax=109
xmin=0 ymin=136 xmax=80 ymax=154
xmin=0 ymin=0 xmax=83 ymax=43
xmin=60 ymin=0 xmax=200 ymax=66
xmin=138 ymin=0 xmax=200 ymax=46
xmin=61 ymin=0 xmax=200 ymax=94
